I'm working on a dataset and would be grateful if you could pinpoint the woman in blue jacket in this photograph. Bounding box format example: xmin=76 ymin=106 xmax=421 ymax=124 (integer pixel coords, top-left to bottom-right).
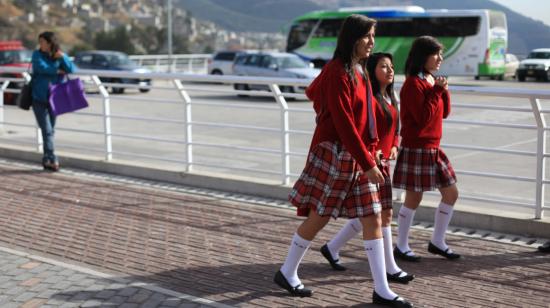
xmin=31 ymin=31 xmax=74 ymax=171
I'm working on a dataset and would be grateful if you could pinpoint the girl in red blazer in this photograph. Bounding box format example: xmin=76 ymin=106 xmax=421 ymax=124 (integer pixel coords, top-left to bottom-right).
xmin=320 ymin=53 xmax=415 ymax=285
xmin=274 ymin=15 xmax=412 ymax=307
xmin=393 ymin=36 xmax=460 ymax=262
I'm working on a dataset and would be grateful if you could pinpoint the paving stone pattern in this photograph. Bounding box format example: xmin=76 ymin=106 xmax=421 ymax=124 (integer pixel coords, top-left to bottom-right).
xmin=0 ymin=162 xmax=549 ymax=307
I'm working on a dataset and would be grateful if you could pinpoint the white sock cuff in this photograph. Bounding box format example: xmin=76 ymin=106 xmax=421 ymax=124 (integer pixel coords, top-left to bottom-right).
xmin=350 ymin=218 xmax=363 ymax=232
xmin=293 ymin=233 xmax=311 ymax=249
xmin=381 ymin=226 xmax=392 ymax=237
xmin=399 ymin=205 xmax=416 ymax=216
xmin=438 ymin=202 xmax=454 ymax=214
xmin=364 ymin=238 xmax=384 ymax=250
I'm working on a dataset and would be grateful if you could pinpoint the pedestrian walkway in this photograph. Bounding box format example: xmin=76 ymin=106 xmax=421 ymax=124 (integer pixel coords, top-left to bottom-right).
xmin=0 ymin=159 xmax=548 ymax=307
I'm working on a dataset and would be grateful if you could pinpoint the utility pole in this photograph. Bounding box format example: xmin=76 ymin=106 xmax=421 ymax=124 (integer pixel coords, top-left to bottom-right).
xmin=167 ymin=0 xmax=173 ymax=72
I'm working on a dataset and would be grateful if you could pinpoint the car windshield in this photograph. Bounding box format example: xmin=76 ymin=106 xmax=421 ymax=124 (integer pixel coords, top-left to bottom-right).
xmin=275 ymin=56 xmax=308 ymax=69
xmin=527 ymin=52 xmax=550 ymax=59
xmin=106 ymin=53 xmax=133 ymax=66
xmin=0 ymin=49 xmax=32 ymax=65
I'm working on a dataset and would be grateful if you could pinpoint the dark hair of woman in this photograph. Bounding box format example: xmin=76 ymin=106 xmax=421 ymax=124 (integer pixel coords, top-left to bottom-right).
xmin=332 ymin=14 xmax=376 ymax=84
xmin=38 ymin=31 xmax=60 ymax=58
xmin=367 ymin=52 xmax=399 ymax=130
xmin=404 ymin=35 xmax=443 ymax=77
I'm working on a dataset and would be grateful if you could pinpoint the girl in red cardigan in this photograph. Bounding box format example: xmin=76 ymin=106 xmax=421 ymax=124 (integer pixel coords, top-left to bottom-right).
xmin=320 ymin=53 xmax=415 ymax=285
xmin=274 ymin=15 xmax=412 ymax=307
xmin=393 ymin=36 xmax=460 ymax=262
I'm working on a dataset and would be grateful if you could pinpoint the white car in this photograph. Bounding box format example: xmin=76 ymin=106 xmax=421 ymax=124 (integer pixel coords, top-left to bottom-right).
xmin=207 ymin=50 xmax=244 ymax=75
xmin=232 ymin=52 xmax=320 ymax=94
xmin=516 ymin=48 xmax=550 ymax=82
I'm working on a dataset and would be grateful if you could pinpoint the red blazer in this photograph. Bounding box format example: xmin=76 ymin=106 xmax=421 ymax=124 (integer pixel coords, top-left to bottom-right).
xmin=399 ymin=74 xmax=451 ymax=148
xmin=306 ymin=59 xmax=378 ymax=171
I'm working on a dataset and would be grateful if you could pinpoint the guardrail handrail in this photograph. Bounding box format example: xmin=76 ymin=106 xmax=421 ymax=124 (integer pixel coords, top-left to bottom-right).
xmin=1 ymin=65 xmax=549 ymax=219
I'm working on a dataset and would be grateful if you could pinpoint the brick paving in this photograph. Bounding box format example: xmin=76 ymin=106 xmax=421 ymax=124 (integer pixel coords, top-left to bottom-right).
xmin=0 ymin=161 xmax=549 ymax=307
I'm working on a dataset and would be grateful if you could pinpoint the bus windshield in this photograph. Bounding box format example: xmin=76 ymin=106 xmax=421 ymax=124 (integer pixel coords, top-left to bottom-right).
xmin=287 ymin=19 xmax=317 ymax=51
xmin=0 ymin=50 xmax=32 ymax=65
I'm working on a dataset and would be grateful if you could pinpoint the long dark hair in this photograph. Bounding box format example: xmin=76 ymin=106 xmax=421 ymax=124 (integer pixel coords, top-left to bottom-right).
xmin=404 ymin=36 xmax=443 ymax=77
xmin=38 ymin=31 xmax=60 ymax=58
xmin=367 ymin=53 xmax=399 ymax=130
xmin=332 ymin=14 xmax=376 ymax=83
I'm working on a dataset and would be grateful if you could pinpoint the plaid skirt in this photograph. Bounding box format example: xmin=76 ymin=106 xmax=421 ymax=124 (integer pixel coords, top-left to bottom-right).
xmin=289 ymin=141 xmax=381 ymax=218
xmin=392 ymin=147 xmax=457 ymax=192
xmin=379 ymin=159 xmax=393 ymax=210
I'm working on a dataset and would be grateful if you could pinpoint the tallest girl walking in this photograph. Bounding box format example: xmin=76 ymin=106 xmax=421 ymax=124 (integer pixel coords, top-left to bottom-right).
xmin=273 ymin=14 xmax=412 ymax=307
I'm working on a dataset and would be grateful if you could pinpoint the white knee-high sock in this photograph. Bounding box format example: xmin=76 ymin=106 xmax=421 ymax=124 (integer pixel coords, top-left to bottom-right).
xmin=327 ymin=218 xmax=362 ymax=260
xmin=280 ymin=233 xmax=311 ymax=287
xmin=431 ymin=202 xmax=454 ymax=250
xmin=396 ymin=206 xmax=416 ymax=254
xmin=364 ymin=238 xmax=397 ymax=300
xmin=382 ymin=226 xmax=404 ymax=275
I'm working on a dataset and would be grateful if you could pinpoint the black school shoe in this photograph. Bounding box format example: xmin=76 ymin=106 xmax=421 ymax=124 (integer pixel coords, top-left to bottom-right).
xmin=393 ymin=247 xmax=421 ymax=262
xmin=273 ymin=270 xmax=313 ymax=297
xmin=428 ymin=242 xmax=461 ymax=260
xmin=320 ymin=244 xmax=347 ymax=271
xmin=538 ymin=241 xmax=550 ymax=253
xmin=373 ymin=291 xmax=413 ymax=307
xmin=387 ymin=271 xmax=415 ymax=284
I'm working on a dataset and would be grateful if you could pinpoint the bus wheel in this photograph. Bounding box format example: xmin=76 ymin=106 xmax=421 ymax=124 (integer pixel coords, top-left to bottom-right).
xmin=474 ymin=75 xmax=480 ymax=80
xmin=518 ymin=75 xmax=526 ymax=82
xmin=497 ymin=74 xmax=504 ymax=81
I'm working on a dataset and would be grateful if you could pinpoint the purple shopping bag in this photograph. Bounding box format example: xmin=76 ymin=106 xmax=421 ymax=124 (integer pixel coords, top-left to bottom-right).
xmin=48 ymin=78 xmax=89 ymax=116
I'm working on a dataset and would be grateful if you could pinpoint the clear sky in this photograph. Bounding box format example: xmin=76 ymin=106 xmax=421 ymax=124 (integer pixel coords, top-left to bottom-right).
xmin=491 ymin=0 xmax=550 ymax=26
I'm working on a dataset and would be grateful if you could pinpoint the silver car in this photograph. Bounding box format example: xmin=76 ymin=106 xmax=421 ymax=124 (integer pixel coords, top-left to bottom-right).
xmin=232 ymin=52 xmax=320 ymax=94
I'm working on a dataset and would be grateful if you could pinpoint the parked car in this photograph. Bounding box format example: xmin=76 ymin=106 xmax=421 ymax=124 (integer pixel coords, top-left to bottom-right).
xmin=516 ymin=48 xmax=550 ymax=82
xmin=207 ymin=50 xmax=260 ymax=75
xmin=232 ymin=52 xmax=320 ymax=94
xmin=504 ymin=53 xmax=519 ymax=79
xmin=0 ymin=41 xmax=32 ymax=105
xmin=74 ymin=50 xmax=152 ymax=93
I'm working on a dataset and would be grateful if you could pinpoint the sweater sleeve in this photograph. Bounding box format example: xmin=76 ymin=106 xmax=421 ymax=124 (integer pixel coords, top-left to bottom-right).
xmin=59 ymin=54 xmax=75 ymax=74
xmin=442 ymin=89 xmax=451 ymax=119
xmin=31 ymin=51 xmax=58 ymax=75
xmin=326 ymin=74 xmax=376 ymax=171
xmin=401 ymin=78 xmax=444 ymax=126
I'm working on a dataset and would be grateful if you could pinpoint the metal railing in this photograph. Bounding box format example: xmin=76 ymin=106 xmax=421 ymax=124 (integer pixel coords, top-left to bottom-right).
xmin=1 ymin=66 xmax=550 ymax=219
xmin=128 ymin=54 xmax=211 ymax=73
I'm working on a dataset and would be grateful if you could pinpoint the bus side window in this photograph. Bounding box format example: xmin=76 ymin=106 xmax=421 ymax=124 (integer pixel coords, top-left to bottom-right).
xmin=313 ymin=19 xmax=345 ymax=38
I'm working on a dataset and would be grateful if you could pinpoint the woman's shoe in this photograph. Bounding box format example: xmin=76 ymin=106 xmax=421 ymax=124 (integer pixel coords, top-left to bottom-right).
xmin=43 ymin=160 xmax=60 ymax=172
xmin=393 ymin=247 xmax=421 ymax=262
xmin=427 ymin=242 xmax=461 ymax=260
xmin=373 ymin=291 xmax=413 ymax=307
xmin=273 ymin=270 xmax=313 ymax=297
xmin=320 ymin=244 xmax=347 ymax=271
xmin=387 ymin=271 xmax=415 ymax=284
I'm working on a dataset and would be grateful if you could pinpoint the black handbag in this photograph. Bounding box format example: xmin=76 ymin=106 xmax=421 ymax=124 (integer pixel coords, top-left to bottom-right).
xmin=17 ymin=81 xmax=33 ymax=110
xmin=16 ymin=63 xmax=33 ymax=110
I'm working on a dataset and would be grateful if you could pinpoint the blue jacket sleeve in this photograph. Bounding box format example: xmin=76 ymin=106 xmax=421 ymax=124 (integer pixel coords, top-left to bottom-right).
xmin=59 ymin=54 xmax=75 ymax=74
xmin=31 ymin=51 xmax=58 ymax=75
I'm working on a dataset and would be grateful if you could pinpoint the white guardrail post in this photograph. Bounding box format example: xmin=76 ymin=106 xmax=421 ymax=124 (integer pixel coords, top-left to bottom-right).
xmin=269 ymin=84 xmax=291 ymax=185
xmin=173 ymin=79 xmax=193 ymax=172
xmin=530 ymin=98 xmax=546 ymax=219
xmin=92 ymin=75 xmax=113 ymax=161
xmin=0 ymin=80 xmax=9 ymax=132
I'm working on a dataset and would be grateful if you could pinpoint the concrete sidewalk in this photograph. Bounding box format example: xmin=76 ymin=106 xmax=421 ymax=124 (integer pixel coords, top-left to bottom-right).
xmin=0 ymin=159 xmax=549 ymax=307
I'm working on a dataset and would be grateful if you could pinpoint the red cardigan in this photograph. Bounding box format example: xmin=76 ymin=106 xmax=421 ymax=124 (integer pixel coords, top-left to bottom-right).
xmin=374 ymin=96 xmax=399 ymax=159
xmin=306 ymin=59 xmax=378 ymax=171
xmin=399 ymin=74 xmax=451 ymax=148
